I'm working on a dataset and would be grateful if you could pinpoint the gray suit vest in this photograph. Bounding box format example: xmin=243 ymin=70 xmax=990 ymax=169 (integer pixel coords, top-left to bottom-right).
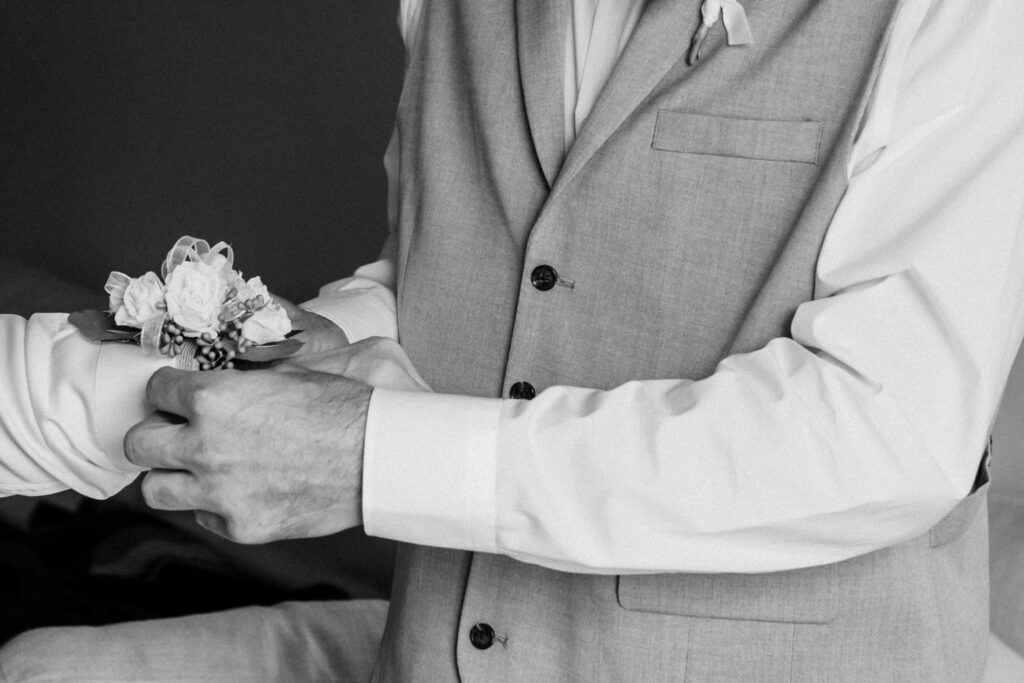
xmin=374 ymin=1 xmax=990 ymax=680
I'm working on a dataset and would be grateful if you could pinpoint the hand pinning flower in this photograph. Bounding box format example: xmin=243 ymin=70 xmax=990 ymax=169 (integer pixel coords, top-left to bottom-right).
xmin=72 ymin=236 xmax=302 ymax=370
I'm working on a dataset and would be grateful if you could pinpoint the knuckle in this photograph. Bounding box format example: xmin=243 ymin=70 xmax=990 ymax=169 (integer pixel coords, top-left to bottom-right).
xmin=145 ymin=367 xmax=172 ymax=400
xmin=189 ymin=383 xmax=220 ymax=415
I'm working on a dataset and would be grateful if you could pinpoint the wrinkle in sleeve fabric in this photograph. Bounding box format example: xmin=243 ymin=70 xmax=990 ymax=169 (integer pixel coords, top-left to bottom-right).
xmin=0 ymin=313 xmax=169 ymax=499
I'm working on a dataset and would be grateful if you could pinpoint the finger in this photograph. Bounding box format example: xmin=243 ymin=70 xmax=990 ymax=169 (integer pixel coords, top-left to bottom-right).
xmin=124 ymin=411 xmax=198 ymax=471
xmin=140 ymin=470 xmax=207 ymax=511
xmin=194 ymin=510 xmax=269 ymax=544
xmin=342 ymin=338 xmax=432 ymax=391
xmin=193 ymin=510 xmax=230 ymax=538
xmin=270 ymin=294 xmax=304 ymax=325
xmin=365 ymin=338 xmax=432 ymax=391
xmin=271 ymin=297 xmax=351 ymax=350
xmin=144 ymin=366 xmax=208 ymax=419
xmin=274 ymin=346 xmax=358 ymax=375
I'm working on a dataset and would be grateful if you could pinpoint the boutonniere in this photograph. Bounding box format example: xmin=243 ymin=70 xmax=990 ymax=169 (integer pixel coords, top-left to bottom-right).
xmin=688 ymin=0 xmax=754 ymax=66
xmin=70 ymin=236 xmax=302 ymax=370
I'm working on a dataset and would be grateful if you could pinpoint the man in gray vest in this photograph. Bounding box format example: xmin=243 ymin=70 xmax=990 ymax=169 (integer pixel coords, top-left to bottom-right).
xmin=4 ymin=0 xmax=1024 ymax=680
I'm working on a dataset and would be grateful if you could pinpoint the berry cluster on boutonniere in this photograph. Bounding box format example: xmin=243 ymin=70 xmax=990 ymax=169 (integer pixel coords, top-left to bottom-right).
xmin=70 ymin=236 xmax=302 ymax=370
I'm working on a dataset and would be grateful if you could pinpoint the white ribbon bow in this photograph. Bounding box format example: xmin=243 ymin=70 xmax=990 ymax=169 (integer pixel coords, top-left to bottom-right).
xmin=688 ymin=0 xmax=753 ymax=65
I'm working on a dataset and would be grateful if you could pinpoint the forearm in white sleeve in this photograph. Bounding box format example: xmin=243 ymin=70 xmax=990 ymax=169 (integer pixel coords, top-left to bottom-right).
xmin=0 ymin=313 xmax=171 ymax=498
xmin=300 ymin=248 xmax=398 ymax=343
xmin=362 ymin=0 xmax=1024 ymax=574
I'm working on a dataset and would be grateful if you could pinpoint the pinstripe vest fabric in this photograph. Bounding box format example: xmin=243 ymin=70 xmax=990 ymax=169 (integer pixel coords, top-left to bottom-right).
xmin=373 ymin=1 xmax=990 ymax=680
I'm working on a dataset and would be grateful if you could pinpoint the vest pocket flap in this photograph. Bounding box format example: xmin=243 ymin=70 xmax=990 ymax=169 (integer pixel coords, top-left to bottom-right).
xmin=653 ymin=111 xmax=824 ymax=164
xmin=617 ymin=563 xmax=838 ymax=624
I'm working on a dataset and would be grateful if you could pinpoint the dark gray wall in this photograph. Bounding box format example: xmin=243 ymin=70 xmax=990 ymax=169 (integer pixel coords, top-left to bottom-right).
xmin=2 ymin=1 xmax=404 ymax=302
xmin=0 ymin=1 xmax=406 ymax=609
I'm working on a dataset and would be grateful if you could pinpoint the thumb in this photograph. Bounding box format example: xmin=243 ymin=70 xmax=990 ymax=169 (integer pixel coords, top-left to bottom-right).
xmin=270 ymin=294 xmax=304 ymax=325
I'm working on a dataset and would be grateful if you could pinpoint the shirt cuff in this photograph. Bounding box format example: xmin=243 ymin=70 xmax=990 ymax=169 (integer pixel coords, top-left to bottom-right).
xmin=302 ymin=277 xmax=397 ymax=343
xmin=362 ymin=388 xmax=503 ymax=552
xmin=93 ymin=342 xmax=173 ymax=469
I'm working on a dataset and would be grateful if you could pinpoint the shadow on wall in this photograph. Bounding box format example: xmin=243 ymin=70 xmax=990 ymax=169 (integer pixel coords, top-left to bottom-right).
xmin=1 ymin=0 xmax=404 ymax=302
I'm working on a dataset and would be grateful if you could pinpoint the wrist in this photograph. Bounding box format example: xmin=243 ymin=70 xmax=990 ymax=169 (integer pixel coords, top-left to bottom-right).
xmin=332 ymin=376 xmax=373 ymax=528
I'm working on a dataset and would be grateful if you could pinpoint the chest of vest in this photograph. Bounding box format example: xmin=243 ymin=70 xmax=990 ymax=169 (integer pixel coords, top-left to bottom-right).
xmin=374 ymin=1 xmax=990 ymax=680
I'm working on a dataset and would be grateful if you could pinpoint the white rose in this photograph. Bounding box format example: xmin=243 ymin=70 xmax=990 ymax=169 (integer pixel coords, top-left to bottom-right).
xmin=113 ymin=271 xmax=166 ymax=328
xmin=164 ymin=260 xmax=229 ymax=336
xmin=199 ymin=250 xmax=234 ymax=278
xmin=234 ymin=275 xmax=271 ymax=306
xmin=241 ymin=302 xmax=292 ymax=345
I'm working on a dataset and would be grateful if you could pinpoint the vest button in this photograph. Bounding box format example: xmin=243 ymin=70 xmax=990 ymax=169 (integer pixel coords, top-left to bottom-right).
xmin=509 ymin=381 xmax=536 ymax=400
xmin=469 ymin=623 xmax=496 ymax=650
xmin=530 ymin=265 xmax=558 ymax=291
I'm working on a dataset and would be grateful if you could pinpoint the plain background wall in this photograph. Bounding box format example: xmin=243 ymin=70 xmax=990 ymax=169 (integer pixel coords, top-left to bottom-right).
xmin=0 ymin=1 xmax=408 ymax=609
xmin=2 ymin=1 xmax=403 ymax=303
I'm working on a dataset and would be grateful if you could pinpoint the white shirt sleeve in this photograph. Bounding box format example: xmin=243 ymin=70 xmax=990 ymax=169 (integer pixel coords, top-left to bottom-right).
xmin=362 ymin=0 xmax=1024 ymax=573
xmin=300 ymin=240 xmax=398 ymax=343
xmin=0 ymin=313 xmax=171 ymax=499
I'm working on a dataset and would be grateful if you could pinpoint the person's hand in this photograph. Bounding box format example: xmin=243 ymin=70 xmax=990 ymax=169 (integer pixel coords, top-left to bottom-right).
xmin=281 ymin=337 xmax=430 ymax=392
xmin=124 ymin=337 xmax=428 ymax=543
xmin=126 ymin=365 xmax=369 ymax=544
xmin=272 ymin=295 xmax=351 ymax=356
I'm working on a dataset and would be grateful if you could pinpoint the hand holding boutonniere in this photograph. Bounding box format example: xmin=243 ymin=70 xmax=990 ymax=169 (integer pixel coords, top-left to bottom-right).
xmin=70 ymin=236 xmax=302 ymax=370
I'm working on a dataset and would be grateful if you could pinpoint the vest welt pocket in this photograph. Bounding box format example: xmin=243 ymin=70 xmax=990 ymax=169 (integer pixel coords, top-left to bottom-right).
xmin=652 ymin=111 xmax=824 ymax=165
xmin=617 ymin=563 xmax=838 ymax=624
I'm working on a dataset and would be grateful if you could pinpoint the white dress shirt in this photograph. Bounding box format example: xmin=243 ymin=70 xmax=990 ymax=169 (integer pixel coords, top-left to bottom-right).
xmin=0 ymin=0 xmax=1020 ymax=576
xmin=0 ymin=313 xmax=166 ymax=498
xmin=302 ymin=0 xmax=1024 ymax=574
